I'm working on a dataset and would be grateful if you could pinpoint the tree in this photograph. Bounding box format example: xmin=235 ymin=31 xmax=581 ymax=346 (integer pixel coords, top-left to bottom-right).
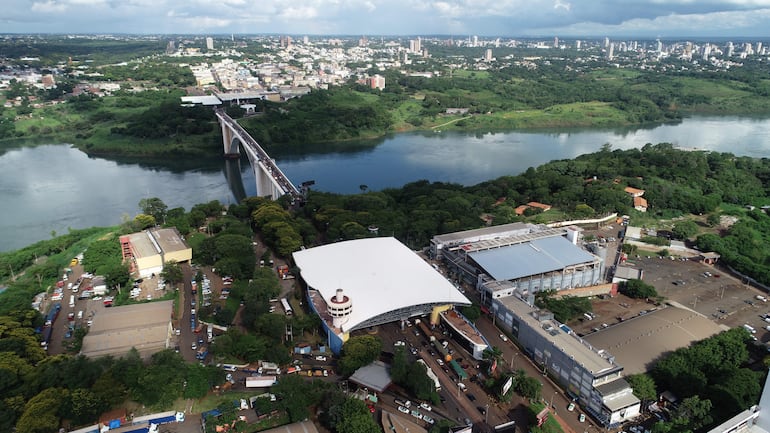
xmin=512 ymin=369 xmax=542 ymax=401
xmin=626 ymin=373 xmax=657 ymax=403
xmin=138 ymin=197 xmax=168 ymax=224
xmin=672 ymin=220 xmax=699 ymax=240
xmin=482 ymin=346 xmax=504 ymax=375
xmin=160 ymin=260 xmax=183 ymax=286
xmin=133 ymin=213 xmax=156 ymax=230
xmin=621 ymin=279 xmax=658 ymax=299
xmin=16 ymin=387 xmax=66 ymax=433
xmin=339 ymin=335 xmax=382 ymax=376
xmin=335 ymin=398 xmax=381 ymax=433
xmin=672 ymin=395 xmax=713 ymax=431
xmin=461 ymin=305 xmax=481 ymax=322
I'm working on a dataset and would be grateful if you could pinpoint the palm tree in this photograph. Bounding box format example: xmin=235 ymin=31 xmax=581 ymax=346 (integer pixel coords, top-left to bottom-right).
xmin=482 ymin=346 xmax=504 ymax=375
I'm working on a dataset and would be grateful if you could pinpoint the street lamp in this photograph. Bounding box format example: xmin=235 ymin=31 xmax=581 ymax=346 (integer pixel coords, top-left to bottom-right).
xmin=550 ymin=391 xmax=558 ymax=410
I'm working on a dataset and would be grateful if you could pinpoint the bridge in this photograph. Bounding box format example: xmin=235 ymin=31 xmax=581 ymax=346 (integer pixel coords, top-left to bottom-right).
xmin=214 ymin=108 xmax=304 ymax=203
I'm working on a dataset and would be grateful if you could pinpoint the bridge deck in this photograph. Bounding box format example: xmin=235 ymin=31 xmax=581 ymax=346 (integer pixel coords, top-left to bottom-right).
xmin=215 ymin=108 xmax=302 ymax=201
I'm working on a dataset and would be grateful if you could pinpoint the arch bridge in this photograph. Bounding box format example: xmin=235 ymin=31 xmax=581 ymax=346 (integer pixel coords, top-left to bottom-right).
xmin=215 ymin=108 xmax=304 ymax=203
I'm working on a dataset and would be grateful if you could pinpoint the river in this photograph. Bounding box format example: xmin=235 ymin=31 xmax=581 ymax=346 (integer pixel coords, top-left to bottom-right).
xmin=2 ymin=115 xmax=770 ymax=252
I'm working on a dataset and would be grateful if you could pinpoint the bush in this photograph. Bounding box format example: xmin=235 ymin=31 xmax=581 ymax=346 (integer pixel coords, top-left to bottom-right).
xmin=621 ymin=279 xmax=658 ymax=299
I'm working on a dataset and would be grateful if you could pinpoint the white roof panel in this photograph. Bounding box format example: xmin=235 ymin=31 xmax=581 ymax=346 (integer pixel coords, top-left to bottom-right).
xmin=293 ymin=237 xmax=470 ymax=332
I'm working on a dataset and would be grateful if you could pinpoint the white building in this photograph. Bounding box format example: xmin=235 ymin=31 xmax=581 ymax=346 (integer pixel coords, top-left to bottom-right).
xmin=293 ymin=237 xmax=471 ymax=354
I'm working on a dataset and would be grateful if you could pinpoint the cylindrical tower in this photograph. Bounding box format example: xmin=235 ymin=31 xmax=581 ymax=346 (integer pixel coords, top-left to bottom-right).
xmin=329 ymin=288 xmax=353 ymax=329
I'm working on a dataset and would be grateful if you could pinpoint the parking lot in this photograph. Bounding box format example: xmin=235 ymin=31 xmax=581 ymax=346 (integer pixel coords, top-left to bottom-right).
xmin=597 ymin=254 xmax=770 ymax=343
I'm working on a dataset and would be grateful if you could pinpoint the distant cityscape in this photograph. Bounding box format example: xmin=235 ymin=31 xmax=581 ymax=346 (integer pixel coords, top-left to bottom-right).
xmin=2 ymin=34 xmax=769 ymax=107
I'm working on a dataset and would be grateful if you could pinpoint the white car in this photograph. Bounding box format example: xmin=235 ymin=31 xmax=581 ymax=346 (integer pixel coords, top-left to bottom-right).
xmin=499 ymin=334 xmax=508 ymax=342
xmin=419 ymin=403 xmax=432 ymax=411
xmin=567 ymin=402 xmax=575 ymax=411
xmin=579 ymin=413 xmax=586 ymax=423
xmin=315 ymin=355 xmax=327 ymax=361
xmin=398 ymin=406 xmax=409 ymax=414
xmin=436 ymin=358 xmax=444 ymax=366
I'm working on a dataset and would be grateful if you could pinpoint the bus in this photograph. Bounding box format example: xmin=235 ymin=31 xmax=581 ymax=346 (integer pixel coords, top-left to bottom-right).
xmin=280 ymin=298 xmax=293 ymax=316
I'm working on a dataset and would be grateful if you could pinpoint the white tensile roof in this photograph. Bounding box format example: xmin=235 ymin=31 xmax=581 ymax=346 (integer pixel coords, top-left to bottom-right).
xmin=293 ymin=237 xmax=470 ymax=332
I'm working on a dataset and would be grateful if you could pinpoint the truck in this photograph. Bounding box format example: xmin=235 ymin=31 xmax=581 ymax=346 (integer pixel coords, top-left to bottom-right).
xmin=196 ymin=345 xmax=208 ymax=360
xmin=191 ymin=281 xmax=197 ymax=294
xmin=258 ymin=361 xmax=281 ymax=375
xmin=245 ymin=376 xmax=277 ymax=388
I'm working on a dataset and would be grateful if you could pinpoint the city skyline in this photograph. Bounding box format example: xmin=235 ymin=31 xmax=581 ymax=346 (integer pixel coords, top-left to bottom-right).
xmin=3 ymin=0 xmax=770 ymax=38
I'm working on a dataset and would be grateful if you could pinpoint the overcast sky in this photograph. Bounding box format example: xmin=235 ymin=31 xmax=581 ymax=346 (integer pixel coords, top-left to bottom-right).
xmin=2 ymin=0 xmax=770 ymax=38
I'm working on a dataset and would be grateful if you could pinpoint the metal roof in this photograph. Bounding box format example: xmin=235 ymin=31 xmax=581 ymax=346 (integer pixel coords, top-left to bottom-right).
xmin=293 ymin=237 xmax=470 ymax=333
xmin=469 ymin=236 xmax=599 ymax=281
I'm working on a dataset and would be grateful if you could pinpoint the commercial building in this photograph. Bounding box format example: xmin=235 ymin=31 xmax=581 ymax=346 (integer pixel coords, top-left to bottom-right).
xmin=292 ymin=237 xmax=471 ymax=354
xmin=431 ymin=222 xmax=604 ymax=297
xmin=80 ymin=300 xmax=174 ymax=359
xmin=432 ymin=223 xmax=637 ymax=427
xmin=491 ymin=294 xmax=640 ymax=427
xmin=120 ymin=227 xmax=192 ymax=279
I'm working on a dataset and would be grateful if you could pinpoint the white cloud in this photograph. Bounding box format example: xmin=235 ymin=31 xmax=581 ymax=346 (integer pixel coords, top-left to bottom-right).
xmin=31 ymin=1 xmax=68 ymax=13
xmin=6 ymin=0 xmax=770 ymax=36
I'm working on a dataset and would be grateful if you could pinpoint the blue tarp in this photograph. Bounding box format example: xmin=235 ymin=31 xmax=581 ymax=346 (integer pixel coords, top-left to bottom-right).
xmin=148 ymin=415 xmax=177 ymax=425
xmin=201 ymin=409 xmax=222 ymax=419
xmin=123 ymin=428 xmax=149 ymax=433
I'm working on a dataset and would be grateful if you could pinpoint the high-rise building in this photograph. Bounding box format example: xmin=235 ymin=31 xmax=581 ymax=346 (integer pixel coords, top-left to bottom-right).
xmin=606 ymin=43 xmax=614 ymax=60
xmin=576 ymin=40 xmax=581 ymax=50
xmin=702 ymin=43 xmax=711 ymax=60
xmin=604 ymin=37 xmax=610 ymax=48
xmin=409 ymin=38 xmax=421 ymax=53
xmin=485 ymin=49 xmax=493 ymax=62
xmin=726 ymin=41 xmax=734 ymax=57
xmin=303 ymin=35 xmax=309 ymax=44
xmin=472 ymin=35 xmax=478 ymax=47
xmin=206 ymin=37 xmax=214 ymax=50
xmin=553 ymin=36 xmax=559 ymax=48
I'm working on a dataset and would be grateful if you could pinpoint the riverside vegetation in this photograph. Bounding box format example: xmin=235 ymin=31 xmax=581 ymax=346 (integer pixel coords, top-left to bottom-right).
xmin=3 ymin=146 xmax=770 ymax=432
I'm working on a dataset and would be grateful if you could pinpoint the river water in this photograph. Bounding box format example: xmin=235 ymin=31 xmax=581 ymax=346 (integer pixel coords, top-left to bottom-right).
xmin=2 ymin=115 xmax=770 ymax=252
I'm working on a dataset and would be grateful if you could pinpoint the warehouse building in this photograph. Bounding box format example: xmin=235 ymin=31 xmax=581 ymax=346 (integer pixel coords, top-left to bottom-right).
xmin=80 ymin=300 xmax=174 ymax=359
xmin=120 ymin=227 xmax=192 ymax=279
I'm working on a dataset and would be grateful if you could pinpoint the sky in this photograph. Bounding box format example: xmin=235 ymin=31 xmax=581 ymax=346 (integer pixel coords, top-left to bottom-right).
xmin=2 ymin=0 xmax=770 ymax=38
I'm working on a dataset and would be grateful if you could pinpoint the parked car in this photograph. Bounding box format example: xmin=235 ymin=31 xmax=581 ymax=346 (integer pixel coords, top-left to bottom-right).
xmin=568 ymin=402 xmax=575 ymax=411
xmin=398 ymin=406 xmax=409 ymax=414
xmin=579 ymin=413 xmax=586 ymax=422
